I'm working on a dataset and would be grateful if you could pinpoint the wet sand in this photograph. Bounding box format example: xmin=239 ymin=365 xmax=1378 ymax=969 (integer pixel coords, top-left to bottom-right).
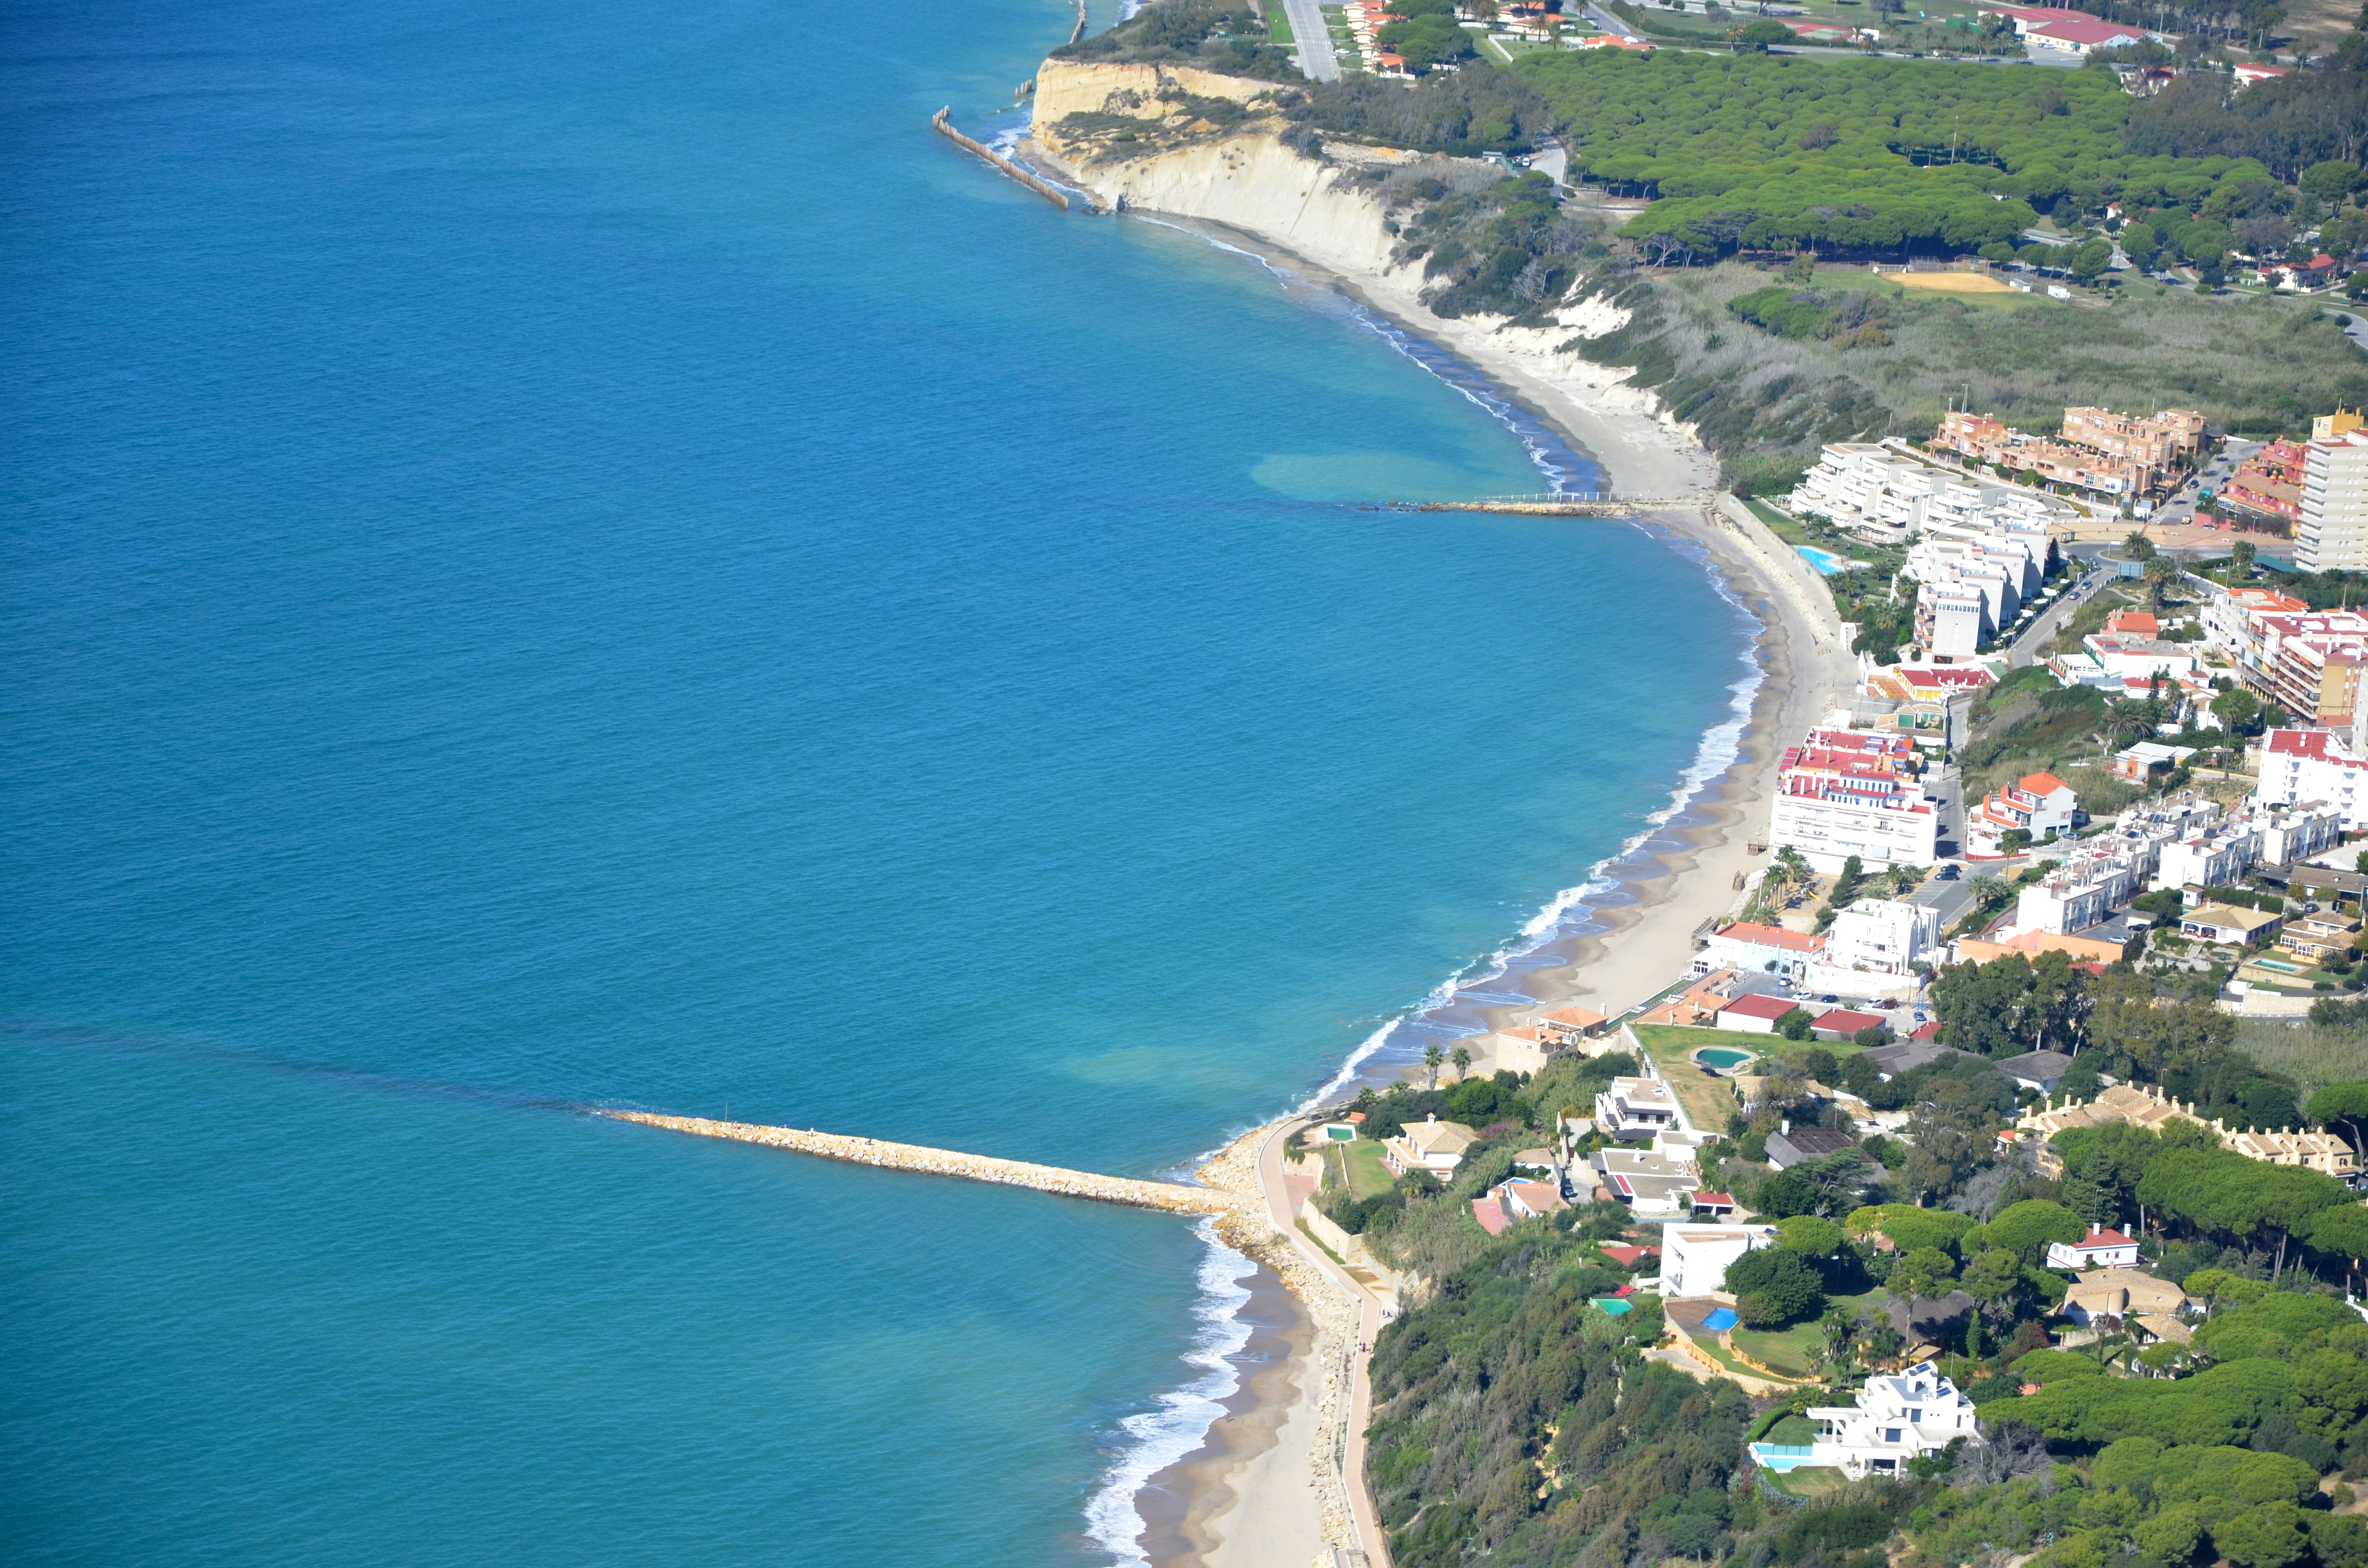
xmin=1133 ymin=1258 xmax=1324 ymax=1568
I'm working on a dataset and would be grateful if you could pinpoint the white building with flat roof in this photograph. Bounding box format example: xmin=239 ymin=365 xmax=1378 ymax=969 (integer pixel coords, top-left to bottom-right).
xmin=1916 ymin=582 xmax=1988 ymax=659
xmin=2155 ymin=819 xmax=2263 ymax=892
xmin=1752 ymin=1363 xmax=1983 ymax=1478
xmin=2257 ymin=728 xmax=2368 ymax=831
xmin=2015 ymin=845 xmax=2139 ymax=935
xmin=2301 ymin=429 xmax=2368 ymax=573
xmin=1819 ymin=898 xmax=1942 ymax=975
xmin=1595 ymin=1076 xmax=1681 ymax=1141
xmin=1659 ymin=1222 xmax=1776 ymax=1298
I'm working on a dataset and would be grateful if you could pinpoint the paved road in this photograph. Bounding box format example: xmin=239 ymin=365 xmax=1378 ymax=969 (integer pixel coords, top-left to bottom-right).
xmin=1907 ymin=870 xmax=1981 ymax=938
xmin=1278 ymin=0 xmax=1340 ymax=80
xmin=2151 ymin=439 xmax=2258 ymax=528
xmin=1586 ymin=2 xmax=1644 ymax=37
xmin=2004 ymin=566 xmax=2107 ymax=669
xmin=1926 ymin=764 xmax=1966 ymax=859
xmin=1256 ymin=1120 xmax=1385 ymax=1559
xmin=2329 ymin=308 xmax=2368 ymax=353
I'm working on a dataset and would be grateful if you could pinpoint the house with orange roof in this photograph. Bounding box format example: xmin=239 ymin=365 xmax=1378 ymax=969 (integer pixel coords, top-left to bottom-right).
xmin=1967 ymin=770 xmax=2077 ymax=857
xmin=1537 ymin=1005 xmax=1609 ymax=1046
xmin=2103 ymin=610 xmax=2159 ymax=637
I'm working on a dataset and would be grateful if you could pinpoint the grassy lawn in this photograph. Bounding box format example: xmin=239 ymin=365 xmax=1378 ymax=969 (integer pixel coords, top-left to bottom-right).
xmin=1626 ymin=1024 xmax=1748 ymax=1133
xmin=1481 ymin=32 xmax=1556 ymax=61
xmin=1767 ymin=1466 xmax=1850 ymax=1498
xmin=1730 ymin=1320 xmax=1825 ymax=1380
xmin=1687 ymin=1331 xmax=1813 ymax=1386
xmin=1331 ymin=1136 xmax=1394 ymax=1200
xmin=1743 ymin=497 xmax=1809 ymax=544
xmin=1265 ymin=4 xmax=1293 ymax=43
xmin=1764 ymin=1414 xmax=1819 ymax=1446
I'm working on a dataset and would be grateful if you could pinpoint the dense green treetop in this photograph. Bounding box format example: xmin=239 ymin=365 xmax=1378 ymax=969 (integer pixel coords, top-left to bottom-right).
xmin=1967 ymin=1199 xmax=2089 ymax=1263
xmin=1846 ymin=1201 xmax=1977 ymax=1254
xmin=1505 ymin=48 xmax=2274 ymax=257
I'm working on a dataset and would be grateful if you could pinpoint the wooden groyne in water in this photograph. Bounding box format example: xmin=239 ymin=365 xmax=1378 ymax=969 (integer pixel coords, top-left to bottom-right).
xmin=602 ymin=1111 xmax=1249 ymax=1218
xmin=931 ymin=107 xmax=1077 ymax=211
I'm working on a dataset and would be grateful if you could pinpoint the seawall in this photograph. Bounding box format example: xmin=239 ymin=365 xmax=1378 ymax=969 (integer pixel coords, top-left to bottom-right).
xmin=933 ymin=107 xmax=1076 ymax=210
xmin=602 ymin=1110 xmax=1252 ymax=1218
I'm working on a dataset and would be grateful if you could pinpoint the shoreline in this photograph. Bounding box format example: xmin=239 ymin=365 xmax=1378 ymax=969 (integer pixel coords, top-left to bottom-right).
xmin=1133 ymin=1260 xmax=1323 ymax=1568
xmin=1019 ymin=130 xmax=1861 ymax=1568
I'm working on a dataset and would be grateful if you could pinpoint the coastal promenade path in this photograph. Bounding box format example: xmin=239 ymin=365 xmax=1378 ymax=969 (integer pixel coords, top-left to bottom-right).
xmin=603 ymin=1112 xmax=1249 ymax=1218
xmin=1257 ymin=1119 xmax=1391 ymax=1567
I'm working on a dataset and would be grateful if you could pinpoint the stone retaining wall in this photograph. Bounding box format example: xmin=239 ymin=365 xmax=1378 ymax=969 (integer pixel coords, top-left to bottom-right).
xmin=603 ymin=1112 xmax=1249 ymax=1218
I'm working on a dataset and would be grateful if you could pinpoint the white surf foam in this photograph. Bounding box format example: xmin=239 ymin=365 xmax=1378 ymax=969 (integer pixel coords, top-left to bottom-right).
xmin=1082 ymin=1218 xmax=1260 ymax=1566
xmin=1086 ymin=220 xmax=1772 ymax=1568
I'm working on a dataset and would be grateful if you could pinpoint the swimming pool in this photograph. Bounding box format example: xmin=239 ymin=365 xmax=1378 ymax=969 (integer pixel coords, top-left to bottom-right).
xmin=1695 ymin=1046 xmax=1755 ymax=1071
xmin=1702 ymin=1308 xmax=1739 ymax=1332
xmin=1797 ymin=545 xmax=1856 ymax=576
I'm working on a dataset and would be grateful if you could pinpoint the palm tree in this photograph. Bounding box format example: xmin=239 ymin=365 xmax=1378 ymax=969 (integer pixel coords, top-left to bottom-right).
xmin=1451 ymin=1045 xmax=1472 ymax=1080
xmin=2142 ymin=552 xmax=2180 ymax=610
xmin=1422 ymin=1042 xmax=1444 ymax=1089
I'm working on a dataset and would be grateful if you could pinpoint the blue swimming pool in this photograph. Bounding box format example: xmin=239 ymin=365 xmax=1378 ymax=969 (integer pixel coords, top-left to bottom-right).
xmin=1695 ymin=1047 xmax=1755 ymax=1071
xmin=1797 ymin=545 xmax=1854 ymax=576
xmin=1702 ymin=1308 xmax=1739 ymax=1331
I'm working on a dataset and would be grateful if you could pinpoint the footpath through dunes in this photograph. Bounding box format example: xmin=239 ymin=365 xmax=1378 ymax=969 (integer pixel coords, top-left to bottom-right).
xmin=599 ymin=1111 xmax=1252 ymax=1219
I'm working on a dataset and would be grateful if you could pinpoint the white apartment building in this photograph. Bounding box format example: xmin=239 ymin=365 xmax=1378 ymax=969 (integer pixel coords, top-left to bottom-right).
xmin=1910 ymin=527 xmax=2042 ymax=609
xmin=2256 ymin=800 xmax=2343 ymax=864
xmin=1659 ymin=1222 xmax=1776 ymax=1297
xmin=1789 ymin=445 xmax=1930 ymax=540
xmin=1792 ymin=446 xmax=2075 ymax=553
xmin=1820 ymin=898 xmax=1942 ymax=975
xmin=2015 ymin=846 xmax=2139 ymax=935
xmin=2301 ymin=429 xmax=2368 ymax=572
xmin=1917 ymin=583 xmax=1989 ymax=659
xmin=1752 ymin=1364 xmax=1984 ymax=1478
xmin=2256 ymin=727 xmax=2368 ymax=830
xmin=1769 ymin=772 xmax=1940 ymax=871
xmin=2155 ymin=819 xmax=2263 ymax=891
xmin=2093 ymin=795 xmax=2224 ymax=880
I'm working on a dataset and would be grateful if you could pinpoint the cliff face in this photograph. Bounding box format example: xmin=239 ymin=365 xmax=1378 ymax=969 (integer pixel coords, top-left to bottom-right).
xmin=1029 ymin=57 xmax=1275 ymax=128
xmin=1017 ymin=64 xmax=1711 ymax=496
xmin=1074 ymin=132 xmax=1403 ymax=279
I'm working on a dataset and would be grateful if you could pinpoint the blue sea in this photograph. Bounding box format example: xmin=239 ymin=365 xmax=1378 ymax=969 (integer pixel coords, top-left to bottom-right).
xmin=0 ymin=0 xmax=1753 ymax=1562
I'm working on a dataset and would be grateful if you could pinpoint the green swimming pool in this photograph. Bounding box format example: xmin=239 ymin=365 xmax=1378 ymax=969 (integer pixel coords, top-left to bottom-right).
xmin=1695 ymin=1047 xmax=1755 ymax=1071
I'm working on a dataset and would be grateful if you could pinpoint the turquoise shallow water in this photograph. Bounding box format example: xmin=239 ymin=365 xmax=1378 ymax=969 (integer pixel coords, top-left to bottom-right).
xmin=0 ymin=0 xmax=1750 ymax=1562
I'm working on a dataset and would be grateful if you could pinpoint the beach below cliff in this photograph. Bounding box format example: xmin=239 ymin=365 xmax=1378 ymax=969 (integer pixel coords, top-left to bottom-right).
xmin=1018 ymin=107 xmax=1861 ymax=1568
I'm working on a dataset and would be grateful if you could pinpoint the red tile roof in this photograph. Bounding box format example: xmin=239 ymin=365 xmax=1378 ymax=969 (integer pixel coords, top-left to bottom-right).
xmin=1712 ymin=921 xmax=1822 ymax=953
xmin=2267 ymin=727 xmax=2362 ymax=762
xmin=2021 ymin=771 xmax=2073 ymax=796
xmin=2029 ymin=14 xmax=2146 ymax=42
xmin=1720 ymin=992 xmax=1801 ymax=1020
xmin=1814 ymin=1008 xmax=1887 ymax=1032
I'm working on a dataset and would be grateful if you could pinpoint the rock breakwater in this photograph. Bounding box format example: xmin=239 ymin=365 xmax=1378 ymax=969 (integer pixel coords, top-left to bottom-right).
xmin=601 ymin=1110 xmax=1250 ymax=1217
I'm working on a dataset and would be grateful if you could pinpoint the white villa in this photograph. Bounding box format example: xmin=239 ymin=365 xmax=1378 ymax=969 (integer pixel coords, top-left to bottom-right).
xmin=1751 ymin=1362 xmax=1983 ymax=1478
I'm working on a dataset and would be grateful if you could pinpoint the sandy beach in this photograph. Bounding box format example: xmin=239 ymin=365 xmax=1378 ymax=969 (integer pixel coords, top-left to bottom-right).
xmin=1019 ymin=112 xmax=1859 ymax=1568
